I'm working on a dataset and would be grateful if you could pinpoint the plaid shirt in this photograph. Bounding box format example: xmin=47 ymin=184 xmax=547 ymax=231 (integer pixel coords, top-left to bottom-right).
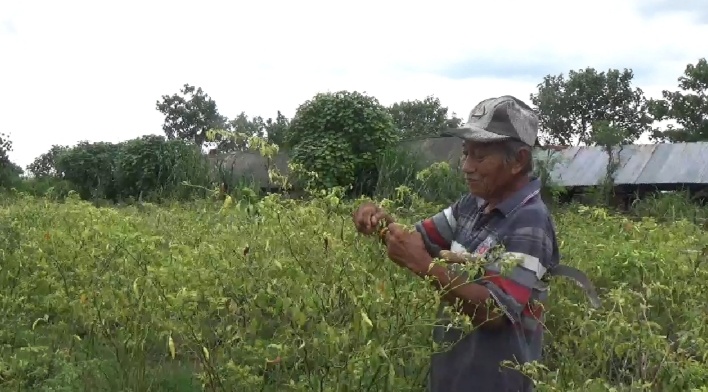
xmin=415 ymin=177 xmax=558 ymax=392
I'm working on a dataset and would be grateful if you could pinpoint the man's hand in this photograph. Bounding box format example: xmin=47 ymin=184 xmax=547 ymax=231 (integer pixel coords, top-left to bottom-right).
xmin=382 ymin=223 xmax=432 ymax=275
xmin=353 ymin=202 xmax=393 ymax=235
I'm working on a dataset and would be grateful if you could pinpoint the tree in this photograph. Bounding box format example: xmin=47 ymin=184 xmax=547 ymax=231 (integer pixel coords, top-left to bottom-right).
xmin=649 ymin=58 xmax=708 ymax=143
xmin=287 ymin=91 xmax=399 ymax=192
xmin=264 ymin=111 xmax=290 ymax=148
xmin=218 ymin=111 xmax=291 ymax=151
xmin=156 ymin=84 xmax=229 ymax=147
xmin=388 ymin=96 xmax=462 ymax=140
xmin=217 ymin=112 xmax=266 ymax=152
xmin=26 ymin=145 xmax=69 ymax=178
xmin=0 ymin=132 xmax=12 ymax=166
xmin=530 ymin=67 xmax=652 ymax=146
xmin=0 ymin=132 xmax=23 ymax=187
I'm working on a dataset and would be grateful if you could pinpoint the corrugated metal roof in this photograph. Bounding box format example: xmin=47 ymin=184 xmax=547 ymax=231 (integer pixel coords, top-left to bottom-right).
xmin=634 ymin=143 xmax=708 ymax=184
xmin=540 ymin=142 xmax=708 ymax=186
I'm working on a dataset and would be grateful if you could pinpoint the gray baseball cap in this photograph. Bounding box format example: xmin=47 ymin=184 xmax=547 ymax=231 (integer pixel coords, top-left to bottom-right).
xmin=445 ymin=95 xmax=539 ymax=147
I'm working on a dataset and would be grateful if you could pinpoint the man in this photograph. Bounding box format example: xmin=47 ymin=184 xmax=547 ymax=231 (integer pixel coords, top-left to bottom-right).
xmin=353 ymin=95 xmax=599 ymax=392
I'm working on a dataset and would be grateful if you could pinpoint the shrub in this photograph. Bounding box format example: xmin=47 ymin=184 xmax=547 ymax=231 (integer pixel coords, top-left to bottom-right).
xmin=50 ymin=136 xmax=213 ymax=202
xmin=0 ymin=161 xmax=23 ymax=189
xmin=55 ymin=141 xmax=120 ymax=200
xmin=287 ymin=91 xmax=399 ymax=194
xmin=0 ymin=189 xmax=706 ymax=391
xmin=113 ymin=135 xmax=212 ymax=201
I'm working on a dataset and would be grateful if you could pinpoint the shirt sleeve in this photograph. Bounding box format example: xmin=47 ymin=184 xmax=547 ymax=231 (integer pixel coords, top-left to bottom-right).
xmin=413 ymin=194 xmax=473 ymax=257
xmin=480 ymin=223 xmax=559 ymax=325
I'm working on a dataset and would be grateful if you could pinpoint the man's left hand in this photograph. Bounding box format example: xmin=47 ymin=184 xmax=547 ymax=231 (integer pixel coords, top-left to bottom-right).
xmin=382 ymin=224 xmax=432 ymax=275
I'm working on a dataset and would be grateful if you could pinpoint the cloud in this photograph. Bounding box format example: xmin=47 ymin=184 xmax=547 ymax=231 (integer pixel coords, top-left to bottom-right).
xmin=636 ymin=0 xmax=708 ymax=25
xmin=427 ymin=57 xmax=567 ymax=82
xmin=1 ymin=0 xmax=707 ymax=168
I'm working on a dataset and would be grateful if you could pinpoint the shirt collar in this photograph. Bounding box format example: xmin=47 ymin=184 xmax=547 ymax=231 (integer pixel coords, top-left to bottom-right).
xmin=493 ymin=176 xmax=542 ymax=216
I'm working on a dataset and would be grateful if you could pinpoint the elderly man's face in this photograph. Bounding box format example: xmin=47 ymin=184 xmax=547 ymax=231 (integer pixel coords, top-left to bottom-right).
xmin=460 ymin=141 xmax=525 ymax=200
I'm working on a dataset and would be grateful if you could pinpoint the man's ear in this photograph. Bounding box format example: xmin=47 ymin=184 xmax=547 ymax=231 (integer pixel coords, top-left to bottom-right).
xmin=511 ymin=148 xmax=530 ymax=175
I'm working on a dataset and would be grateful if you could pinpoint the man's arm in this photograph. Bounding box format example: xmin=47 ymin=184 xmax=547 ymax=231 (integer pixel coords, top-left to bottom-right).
xmin=414 ymin=223 xmax=556 ymax=329
xmin=411 ymin=195 xmax=504 ymax=325
xmin=413 ymin=195 xmax=471 ymax=257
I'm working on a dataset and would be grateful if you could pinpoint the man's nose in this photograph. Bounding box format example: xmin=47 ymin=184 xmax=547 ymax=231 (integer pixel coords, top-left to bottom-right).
xmin=461 ymin=156 xmax=475 ymax=173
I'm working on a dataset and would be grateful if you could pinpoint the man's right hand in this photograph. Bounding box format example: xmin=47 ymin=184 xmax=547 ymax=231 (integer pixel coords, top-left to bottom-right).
xmin=353 ymin=202 xmax=393 ymax=235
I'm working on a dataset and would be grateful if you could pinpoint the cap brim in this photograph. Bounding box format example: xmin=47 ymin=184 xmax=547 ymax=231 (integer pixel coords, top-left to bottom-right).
xmin=443 ymin=125 xmax=513 ymax=143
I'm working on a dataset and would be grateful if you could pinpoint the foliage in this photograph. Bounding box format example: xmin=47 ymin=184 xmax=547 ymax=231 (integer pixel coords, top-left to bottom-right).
xmin=287 ymin=90 xmax=399 ymax=192
xmin=530 ymin=68 xmax=652 ymax=146
xmin=0 ymin=184 xmax=706 ymax=391
xmin=373 ymin=145 xmax=466 ymax=207
xmin=387 ymin=96 xmax=462 ymax=140
xmin=649 ymin=58 xmax=708 ymax=143
xmin=26 ymin=145 xmax=69 ymax=178
xmin=215 ymin=111 xmax=291 ymax=152
xmin=530 ymin=149 xmax=569 ymax=204
xmin=587 ymin=120 xmax=630 ymax=204
xmin=156 ymin=84 xmax=230 ymax=147
xmin=0 ymin=161 xmax=24 ymax=189
xmin=0 ymin=132 xmax=24 ymax=188
xmin=0 ymin=131 xmax=12 ymax=165
xmin=55 ymin=141 xmax=121 ymax=200
xmin=263 ymin=111 xmax=290 ymax=149
xmin=54 ymin=136 xmax=213 ymax=201
xmin=13 ymin=176 xmax=77 ymax=200
xmin=629 ymin=190 xmax=708 ymax=225
xmin=217 ymin=112 xmax=265 ymax=152
xmin=112 ymin=135 xmax=214 ymax=201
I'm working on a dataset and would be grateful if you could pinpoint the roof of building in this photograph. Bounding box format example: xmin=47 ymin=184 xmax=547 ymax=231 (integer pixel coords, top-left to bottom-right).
xmin=535 ymin=142 xmax=708 ymax=186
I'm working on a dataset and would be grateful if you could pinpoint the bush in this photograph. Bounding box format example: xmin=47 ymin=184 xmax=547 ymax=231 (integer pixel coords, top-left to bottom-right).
xmin=287 ymin=91 xmax=399 ymax=194
xmin=0 ymin=132 xmax=23 ymax=189
xmin=0 ymin=189 xmax=706 ymax=391
xmin=0 ymin=161 xmax=24 ymax=189
xmin=113 ymin=135 xmax=213 ymax=201
xmin=56 ymin=141 xmax=119 ymax=200
xmin=14 ymin=176 xmax=77 ymax=201
xmin=52 ymin=136 xmax=213 ymax=202
xmin=374 ymin=146 xmax=466 ymax=206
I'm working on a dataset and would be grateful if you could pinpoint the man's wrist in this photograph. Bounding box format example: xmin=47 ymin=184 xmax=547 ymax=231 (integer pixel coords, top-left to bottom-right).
xmin=411 ymin=254 xmax=434 ymax=276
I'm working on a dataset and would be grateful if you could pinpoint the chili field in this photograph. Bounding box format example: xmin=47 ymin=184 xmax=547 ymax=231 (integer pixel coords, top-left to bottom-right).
xmin=1 ymin=192 xmax=707 ymax=391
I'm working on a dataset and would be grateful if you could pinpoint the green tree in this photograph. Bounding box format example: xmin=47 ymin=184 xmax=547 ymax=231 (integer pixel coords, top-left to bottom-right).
xmin=0 ymin=132 xmax=23 ymax=187
xmin=217 ymin=112 xmax=265 ymax=152
xmin=113 ymin=135 xmax=211 ymax=201
xmin=26 ymin=145 xmax=69 ymax=178
xmin=649 ymin=58 xmax=708 ymax=142
xmin=388 ymin=96 xmax=462 ymax=140
xmin=287 ymin=91 xmax=399 ymax=191
xmin=530 ymin=67 xmax=652 ymax=146
xmin=588 ymin=120 xmax=629 ymax=204
xmin=156 ymin=84 xmax=229 ymax=147
xmin=264 ymin=111 xmax=290 ymax=148
xmin=56 ymin=141 xmax=120 ymax=200
xmin=218 ymin=111 xmax=290 ymax=151
xmin=0 ymin=132 xmax=11 ymax=166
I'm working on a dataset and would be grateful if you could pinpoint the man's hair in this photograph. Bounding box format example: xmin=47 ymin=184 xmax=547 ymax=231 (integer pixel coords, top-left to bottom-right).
xmin=500 ymin=139 xmax=533 ymax=174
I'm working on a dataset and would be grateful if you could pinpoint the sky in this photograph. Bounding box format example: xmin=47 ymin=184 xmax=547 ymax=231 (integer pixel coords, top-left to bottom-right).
xmin=1 ymin=0 xmax=707 ymax=169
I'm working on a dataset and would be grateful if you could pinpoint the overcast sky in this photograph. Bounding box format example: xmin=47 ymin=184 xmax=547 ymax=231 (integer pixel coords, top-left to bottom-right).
xmin=1 ymin=0 xmax=707 ymax=168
